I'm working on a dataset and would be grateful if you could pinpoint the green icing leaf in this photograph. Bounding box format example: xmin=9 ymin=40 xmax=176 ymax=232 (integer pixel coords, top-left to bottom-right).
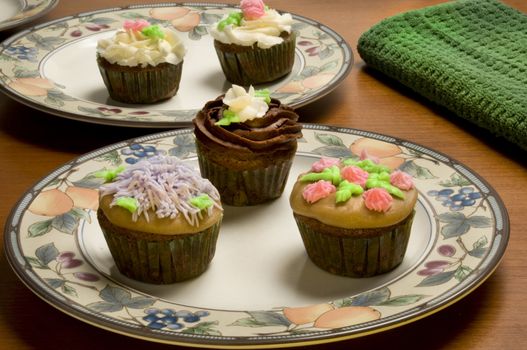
xmin=365 ymin=178 xmax=405 ymax=199
xmin=335 ymin=180 xmax=364 ymax=203
xmin=190 ymin=194 xmax=214 ymax=210
xmin=215 ymin=109 xmax=240 ymax=126
xmin=115 ymin=197 xmax=139 ymax=213
xmin=217 ymin=12 xmax=243 ymax=31
xmin=343 ymin=159 xmax=390 ymax=173
xmin=300 ymin=166 xmax=342 ymax=185
xmin=254 ymin=88 xmax=271 ymax=104
xmin=94 ymin=166 xmax=125 ymax=182
xmin=141 ymin=25 xmax=165 ymax=39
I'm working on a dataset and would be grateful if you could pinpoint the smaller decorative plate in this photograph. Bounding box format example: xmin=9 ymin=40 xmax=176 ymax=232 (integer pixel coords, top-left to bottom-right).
xmin=4 ymin=125 xmax=508 ymax=348
xmin=0 ymin=3 xmax=352 ymax=127
xmin=0 ymin=0 xmax=58 ymax=31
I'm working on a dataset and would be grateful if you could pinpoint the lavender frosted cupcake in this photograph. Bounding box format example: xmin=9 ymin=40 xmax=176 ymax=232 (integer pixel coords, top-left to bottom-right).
xmin=97 ymin=156 xmax=222 ymax=284
xmin=209 ymin=0 xmax=296 ymax=85
xmin=96 ymin=19 xmax=185 ymax=104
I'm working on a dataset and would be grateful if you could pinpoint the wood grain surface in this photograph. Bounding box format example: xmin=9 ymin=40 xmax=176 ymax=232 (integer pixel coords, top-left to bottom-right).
xmin=0 ymin=1 xmax=525 ymax=349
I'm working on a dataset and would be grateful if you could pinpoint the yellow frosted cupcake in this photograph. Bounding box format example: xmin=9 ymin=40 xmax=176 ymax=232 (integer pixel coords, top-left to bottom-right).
xmin=97 ymin=155 xmax=222 ymax=284
xmin=96 ymin=19 xmax=185 ymax=104
xmin=290 ymin=157 xmax=417 ymax=277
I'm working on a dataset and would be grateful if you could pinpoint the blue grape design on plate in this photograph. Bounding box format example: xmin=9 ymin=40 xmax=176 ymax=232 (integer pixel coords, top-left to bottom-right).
xmin=4 ymin=46 xmax=38 ymax=62
xmin=427 ymin=187 xmax=482 ymax=211
xmin=121 ymin=143 xmax=166 ymax=164
xmin=143 ymin=308 xmax=219 ymax=334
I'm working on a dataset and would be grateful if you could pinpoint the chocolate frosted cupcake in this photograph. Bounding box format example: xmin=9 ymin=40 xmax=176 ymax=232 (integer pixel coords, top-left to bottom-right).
xmin=96 ymin=19 xmax=185 ymax=104
xmin=193 ymin=85 xmax=302 ymax=206
xmin=209 ymin=0 xmax=296 ymax=85
xmin=97 ymin=156 xmax=222 ymax=284
xmin=290 ymin=157 xmax=417 ymax=277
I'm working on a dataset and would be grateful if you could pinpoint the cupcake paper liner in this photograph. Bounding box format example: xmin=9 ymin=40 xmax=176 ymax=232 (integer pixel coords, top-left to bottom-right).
xmin=214 ymin=32 xmax=296 ymax=86
xmin=98 ymin=209 xmax=221 ymax=284
xmin=97 ymin=57 xmax=183 ymax=104
xmin=293 ymin=211 xmax=415 ymax=277
xmin=196 ymin=144 xmax=293 ymax=206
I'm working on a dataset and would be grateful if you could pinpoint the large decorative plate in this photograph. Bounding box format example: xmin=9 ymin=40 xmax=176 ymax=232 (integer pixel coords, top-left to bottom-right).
xmin=4 ymin=125 xmax=508 ymax=348
xmin=0 ymin=0 xmax=58 ymax=31
xmin=0 ymin=3 xmax=352 ymax=128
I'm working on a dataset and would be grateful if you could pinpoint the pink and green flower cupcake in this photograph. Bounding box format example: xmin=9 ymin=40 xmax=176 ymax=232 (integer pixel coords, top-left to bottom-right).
xmin=289 ymin=156 xmax=418 ymax=277
xmin=209 ymin=0 xmax=296 ymax=85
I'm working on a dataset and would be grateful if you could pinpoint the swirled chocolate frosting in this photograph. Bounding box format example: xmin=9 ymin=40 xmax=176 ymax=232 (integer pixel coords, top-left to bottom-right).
xmin=193 ymin=95 xmax=302 ymax=157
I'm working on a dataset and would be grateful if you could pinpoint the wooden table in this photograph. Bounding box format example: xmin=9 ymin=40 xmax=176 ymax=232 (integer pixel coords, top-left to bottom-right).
xmin=1 ymin=1 xmax=525 ymax=349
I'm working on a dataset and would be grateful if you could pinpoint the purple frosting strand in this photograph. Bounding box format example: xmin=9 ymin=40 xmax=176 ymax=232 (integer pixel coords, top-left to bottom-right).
xmin=99 ymin=156 xmax=221 ymax=226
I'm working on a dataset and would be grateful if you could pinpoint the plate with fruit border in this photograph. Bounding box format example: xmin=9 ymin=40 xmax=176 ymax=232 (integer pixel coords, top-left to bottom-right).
xmin=0 ymin=0 xmax=58 ymax=31
xmin=0 ymin=3 xmax=352 ymax=128
xmin=4 ymin=125 xmax=508 ymax=348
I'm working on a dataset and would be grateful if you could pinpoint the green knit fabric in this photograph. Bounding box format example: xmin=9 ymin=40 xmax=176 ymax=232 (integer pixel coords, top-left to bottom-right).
xmin=357 ymin=0 xmax=527 ymax=150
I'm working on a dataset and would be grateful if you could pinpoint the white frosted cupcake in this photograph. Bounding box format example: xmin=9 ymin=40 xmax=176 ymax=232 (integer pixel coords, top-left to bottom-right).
xmin=97 ymin=19 xmax=186 ymax=104
xmin=209 ymin=0 xmax=296 ymax=85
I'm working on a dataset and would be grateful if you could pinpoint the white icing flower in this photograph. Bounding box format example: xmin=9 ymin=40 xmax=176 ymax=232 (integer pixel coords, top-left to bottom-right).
xmin=210 ymin=9 xmax=293 ymax=49
xmin=223 ymin=85 xmax=269 ymax=122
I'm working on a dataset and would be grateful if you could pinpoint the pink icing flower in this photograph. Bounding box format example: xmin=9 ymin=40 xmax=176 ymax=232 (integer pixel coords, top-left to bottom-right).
xmin=360 ymin=149 xmax=380 ymax=164
xmin=363 ymin=188 xmax=393 ymax=212
xmin=390 ymin=170 xmax=414 ymax=190
xmin=123 ymin=19 xmax=150 ymax=32
xmin=302 ymin=180 xmax=336 ymax=204
xmin=240 ymin=0 xmax=266 ymax=20
xmin=311 ymin=157 xmax=340 ymax=172
xmin=341 ymin=165 xmax=369 ymax=187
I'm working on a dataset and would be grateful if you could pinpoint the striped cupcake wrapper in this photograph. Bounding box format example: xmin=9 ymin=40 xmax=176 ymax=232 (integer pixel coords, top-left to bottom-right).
xmin=293 ymin=212 xmax=415 ymax=277
xmin=97 ymin=57 xmax=183 ymax=104
xmin=214 ymin=33 xmax=296 ymax=86
xmin=100 ymin=218 xmax=221 ymax=284
xmin=197 ymin=151 xmax=293 ymax=206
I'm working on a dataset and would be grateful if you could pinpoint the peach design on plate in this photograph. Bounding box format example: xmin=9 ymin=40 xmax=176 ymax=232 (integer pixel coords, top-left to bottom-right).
xmin=8 ymin=77 xmax=54 ymax=96
xmin=350 ymin=137 xmax=405 ymax=170
xmin=276 ymin=73 xmax=335 ymax=94
xmin=283 ymin=303 xmax=334 ymax=325
xmin=28 ymin=187 xmax=99 ymax=216
xmin=149 ymin=7 xmax=200 ymax=32
xmin=28 ymin=189 xmax=74 ymax=216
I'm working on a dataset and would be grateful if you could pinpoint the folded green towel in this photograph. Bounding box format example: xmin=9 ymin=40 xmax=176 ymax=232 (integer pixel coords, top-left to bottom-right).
xmin=357 ymin=0 xmax=527 ymax=150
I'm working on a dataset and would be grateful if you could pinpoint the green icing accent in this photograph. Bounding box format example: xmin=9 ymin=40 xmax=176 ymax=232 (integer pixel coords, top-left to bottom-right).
xmin=254 ymin=88 xmax=271 ymax=104
xmin=95 ymin=165 xmax=125 ymax=182
xmin=218 ymin=12 xmax=243 ymax=31
xmin=115 ymin=197 xmax=139 ymax=213
xmin=300 ymin=166 xmax=342 ymax=186
xmin=142 ymin=25 xmax=165 ymax=39
xmin=335 ymin=180 xmax=364 ymax=203
xmin=365 ymin=178 xmax=405 ymax=199
xmin=342 ymin=158 xmax=391 ymax=173
xmin=215 ymin=109 xmax=240 ymax=126
xmin=190 ymin=194 xmax=214 ymax=210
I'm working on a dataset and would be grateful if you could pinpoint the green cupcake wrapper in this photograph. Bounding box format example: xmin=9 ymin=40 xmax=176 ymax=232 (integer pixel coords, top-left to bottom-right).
xmin=214 ymin=32 xmax=296 ymax=86
xmin=97 ymin=57 xmax=183 ymax=104
xmin=196 ymin=150 xmax=293 ymax=206
xmin=99 ymin=213 xmax=221 ymax=284
xmin=293 ymin=211 xmax=415 ymax=277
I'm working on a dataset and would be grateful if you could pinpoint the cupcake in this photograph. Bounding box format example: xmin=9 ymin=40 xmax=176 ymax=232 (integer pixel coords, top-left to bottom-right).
xmin=193 ymin=84 xmax=302 ymax=206
xmin=289 ymin=157 xmax=418 ymax=277
xmin=96 ymin=19 xmax=185 ymax=104
xmin=209 ymin=0 xmax=296 ymax=85
xmin=96 ymin=156 xmax=223 ymax=284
